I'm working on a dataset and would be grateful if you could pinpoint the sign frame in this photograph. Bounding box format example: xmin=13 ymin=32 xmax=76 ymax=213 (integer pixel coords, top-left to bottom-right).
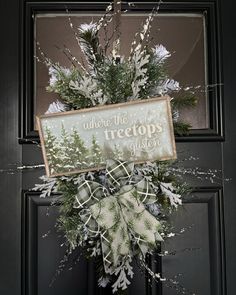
xmin=37 ymin=96 xmax=177 ymax=177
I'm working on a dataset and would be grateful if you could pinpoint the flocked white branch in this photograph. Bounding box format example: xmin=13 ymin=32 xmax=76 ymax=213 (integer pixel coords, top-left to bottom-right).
xmin=160 ymin=182 xmax=182 ymax=208
xmin=111 ymin=256 xmax=134 ymax=293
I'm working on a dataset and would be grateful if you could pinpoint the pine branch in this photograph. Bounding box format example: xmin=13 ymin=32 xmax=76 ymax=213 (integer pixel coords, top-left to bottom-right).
xmin=171 ymin=93 xmax=197 ymax=109
xmin=174 ymin=121 xmax=191 ymax=136
xmin=96 ymin=59 xmax=133 ymax=103
xmin=79 ymin=25 xmax=104 ymax=67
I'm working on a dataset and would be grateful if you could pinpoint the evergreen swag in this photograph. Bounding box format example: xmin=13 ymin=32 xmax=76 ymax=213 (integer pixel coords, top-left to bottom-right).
xmin=34 ymin=160 xmax=190 ymax=293
xmin=35 ymin=4 xmax=197 ymax=294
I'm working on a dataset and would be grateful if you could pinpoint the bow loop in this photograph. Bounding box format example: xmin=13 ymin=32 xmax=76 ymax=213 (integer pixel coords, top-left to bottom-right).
xmin=79 ymin=209 xmax=100 ymax=237
xmin=135 ymin=178 xmax=157 ymax=205
xmin=106 ymin=159 xmax=134 ymax=190
xmin=74 ymin=180 xmax=108 ymax=209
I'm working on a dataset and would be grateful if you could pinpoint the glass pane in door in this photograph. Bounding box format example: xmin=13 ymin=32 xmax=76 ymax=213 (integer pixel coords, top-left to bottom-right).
xmin=34 ymin=12 xmax=208 ymax=129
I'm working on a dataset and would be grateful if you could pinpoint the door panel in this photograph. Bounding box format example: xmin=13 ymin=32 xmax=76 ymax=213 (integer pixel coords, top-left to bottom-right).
xmin=21 ymin=187 xmax=225 ymax=295
xmin=22 ymin=193 xmax=89 ymax=295
xmin=162 ymin=188 xmax=225 ymax=295
xmin=0 ymin=1 xmax=236 ymax=295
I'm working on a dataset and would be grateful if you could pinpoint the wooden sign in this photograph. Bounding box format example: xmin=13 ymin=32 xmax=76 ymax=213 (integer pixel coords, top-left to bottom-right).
xmin=37 ymin=96 xmax=176 ymax=177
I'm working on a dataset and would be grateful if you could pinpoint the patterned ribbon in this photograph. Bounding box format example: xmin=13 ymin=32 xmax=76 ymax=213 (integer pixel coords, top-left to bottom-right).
xmin=74 ymin=159 xmax=163 ymax=273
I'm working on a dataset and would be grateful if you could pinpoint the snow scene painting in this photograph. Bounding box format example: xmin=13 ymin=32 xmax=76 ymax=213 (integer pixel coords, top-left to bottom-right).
xmin=37 ymin=97 xmax=176 ymax=177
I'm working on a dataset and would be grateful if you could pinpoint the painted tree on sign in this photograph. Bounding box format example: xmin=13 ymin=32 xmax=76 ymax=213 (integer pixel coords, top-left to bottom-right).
xmin=59 ymin=124 xmax=75 ymax=170
xmin=70 ymin=128 xmax=89 ymax=168
xmin=44 ymin=125 xmax=107 ymax=173
xmin=44 ymin=126 xmax=62 ymax=174
xmin=113 ymin=144 xmax=123 ymax=160
xmin=89 ymin=135 xmax=104 ymax=166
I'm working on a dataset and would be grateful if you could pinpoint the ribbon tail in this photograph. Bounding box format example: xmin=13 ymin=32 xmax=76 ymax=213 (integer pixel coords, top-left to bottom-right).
xmin=100 ymin=220 xmax=131 ymax=273
xmin=79 ymin=210 xmax=100 ymax=237
xmin=90 ymin=196 xmax=130 ymax=273
xmin=100 ymin=229 xmax=114 ymax=274
xmin=119 ymin=190 xmax=163 ymax=256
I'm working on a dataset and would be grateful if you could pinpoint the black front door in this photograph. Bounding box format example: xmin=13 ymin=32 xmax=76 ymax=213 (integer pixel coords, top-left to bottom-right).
xmin=0 ymin=1 xmax=236 ymax=295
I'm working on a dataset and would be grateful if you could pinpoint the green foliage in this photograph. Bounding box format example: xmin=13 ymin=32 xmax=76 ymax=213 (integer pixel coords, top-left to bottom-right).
xmin=138 ymin=52 xmax=167 ymax=99
xmin=57 ymin=214 xmax=82 ymax=246
xmin=171 ymin=92 xmax=197 ymax=109
xmin=135 ymin=160 xmax=191 ymax=209
xmin=174 ymin=181 xmax=191 ymax=196
xmin=146 ymin=160 xmax=175 ymax=184
xmin=78 ymin=26 xmax=104 ymax=67
xmin=46 ymin=66 xmax=92 ymax=109
xmin=96 ymin=59 xmax=133 ymax=103
xmin=174 ymin=121 xmax=192 ymax=136
xmin=171 ymin=92 xmax=198 ymax=135
xmin=56 ymin=178 xmax=82 ymax=247
xmin=57 ymin=178 xmax=78 ymax=214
